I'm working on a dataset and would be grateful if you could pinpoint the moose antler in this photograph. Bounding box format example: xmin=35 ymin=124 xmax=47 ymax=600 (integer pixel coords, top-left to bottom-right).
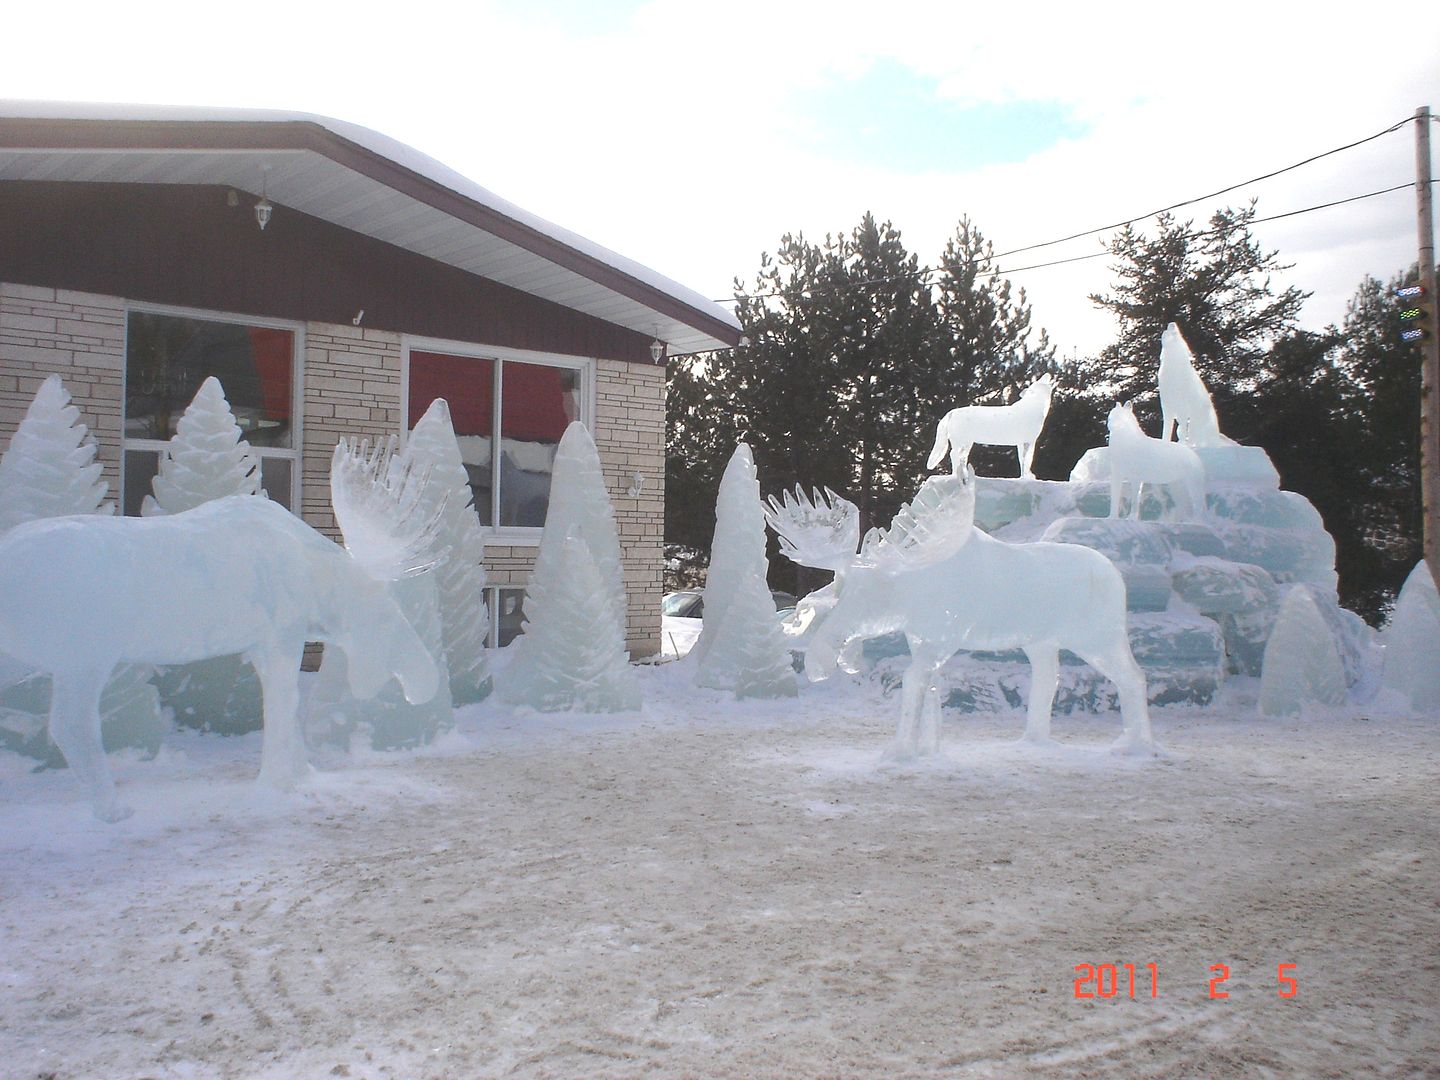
xmin=856 ymin=471 xmax=976 ymax=573
xmin=330 ymin=436 xmax=447 ymax=580
xmin=763 ymin=485 xmax=860 ymax=573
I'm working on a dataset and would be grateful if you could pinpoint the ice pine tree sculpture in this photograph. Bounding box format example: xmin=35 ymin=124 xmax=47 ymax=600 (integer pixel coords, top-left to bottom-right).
xmin=691 ymin=444 xmax=796 ymax=698
xmin=1106 ymin=402 xmax=1205 ymax=520
xmin=926 ymin=374 xmax=1054 ymax=480
xmin=0 ymin=439 xmax=441 ymax=820
xmin=0 ymin=376 xmax=165 ymax=764
xmin=141 ymin=376 xmax=266 ymax=734
xmin=140 ymin=377 xmax=262 ymax=515
xmin=767 ymin=471 xmax=1153 ymax=758
xmin=502 ymin=422 xmax=639 ymax=712
xmin=1380 ymin=562 xmax=1440 ymax=711
xmin=1158 ymin=323 xmax=1231 ymax=448
xmin=0 ymin=374 xmax=111 ymax=531
xmin=1259 ymin=586 xmax=1348 ymax=715
xmin=402 ymin=399 xmax=491 ymax=704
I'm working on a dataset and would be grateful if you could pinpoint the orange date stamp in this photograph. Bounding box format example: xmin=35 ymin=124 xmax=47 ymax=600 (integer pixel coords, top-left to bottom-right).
xmin=1072 ymin=962 xmax=1298 ymax=999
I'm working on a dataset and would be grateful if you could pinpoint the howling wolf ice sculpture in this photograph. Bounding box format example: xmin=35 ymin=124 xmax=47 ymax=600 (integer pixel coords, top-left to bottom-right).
xmin=1106 ymin=402 xmax=1206 ymax=521
xmin=766 ymin=472 xmax=1153 ymax=759
xmin=1158 ymin=323 xmax=1230 ymax=448
xmin=926 ymin=374 xmax=1055 ymax=480
xmin=0 ymin=441 xmax=441 ymax=820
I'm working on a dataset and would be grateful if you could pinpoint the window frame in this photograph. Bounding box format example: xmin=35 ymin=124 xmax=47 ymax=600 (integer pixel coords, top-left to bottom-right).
xmin=401 ymin=335 xmax=595 ymax=547
xmin=121 ymin=301 xmax=305 ymax=515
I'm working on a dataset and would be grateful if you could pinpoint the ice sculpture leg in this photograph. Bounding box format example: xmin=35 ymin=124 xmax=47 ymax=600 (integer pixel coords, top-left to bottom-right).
xmin=252 ymin=642 xmax=310 ymax=791
xmin=1022 ymin=645 xmax=1060 ymax=742
xmin=891 ymin=644 xmax=945 ymax=760
xmin=1018 ymin=440 xmax=1037 ymax=481
xmin=919 ymin=684 xmax=942 ymax=757
xmin=48 ymin=663 xmax=130 ymax=822
xmin=1074 ymin=644 xmax=1153 ymax=752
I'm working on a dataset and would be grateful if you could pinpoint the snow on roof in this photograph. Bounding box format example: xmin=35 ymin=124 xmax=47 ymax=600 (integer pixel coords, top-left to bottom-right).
xmin=0 ymin=100 xmax=742 ymax=354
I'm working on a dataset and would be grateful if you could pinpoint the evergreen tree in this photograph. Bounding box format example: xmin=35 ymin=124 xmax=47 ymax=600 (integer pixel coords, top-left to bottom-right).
xmin=405 ymin=399 xmax=491 ymax=704
xmin=0 ymin=374 xmax=111 ymax=531
xmin=932 ymin=217 xmax=1059 ymax=475
xmin=669 ymin=213 xmax=1054 ymax=592
xmin=1331 ymin=266 xmax=1426 ymax=615
xmin=140 ymin=376 xmax=261 ymax=516
xmin=1087 ymin=203 xmax=1308 ymax=426
xmin=691 ymin=444 xmax=796 ymax=698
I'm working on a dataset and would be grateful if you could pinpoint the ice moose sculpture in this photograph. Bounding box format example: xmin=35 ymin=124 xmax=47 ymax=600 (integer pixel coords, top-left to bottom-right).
xmin=766 ymin=470 xmax=1153 ymax=758
xmin=927 ymin=374 xmax=1055 ymax=480
xmin=0 ymin=439 xmax=441 ymax=821
xmin=0 ymin=375 xmax=165 ymax=762
xmin=1158 ymin=322 xmax=1231 ymax=448
xmin=1106 ymin=402 xmax=1206 ymax=521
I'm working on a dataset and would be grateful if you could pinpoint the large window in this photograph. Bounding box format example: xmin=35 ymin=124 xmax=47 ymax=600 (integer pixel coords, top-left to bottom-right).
xmin=406 ymin=344 xmax=586 ymax=534
xmin=123 ymin=308 xmax=300 ymax=516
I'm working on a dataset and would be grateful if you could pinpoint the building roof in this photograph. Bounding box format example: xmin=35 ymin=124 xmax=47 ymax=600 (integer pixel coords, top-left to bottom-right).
xmin=0 ymin=101 xmax=742 ymax=357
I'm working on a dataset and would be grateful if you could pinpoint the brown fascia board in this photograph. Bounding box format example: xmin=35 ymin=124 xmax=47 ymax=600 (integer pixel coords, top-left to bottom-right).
xmin=0 ymin=116 xmax=742 ymax=351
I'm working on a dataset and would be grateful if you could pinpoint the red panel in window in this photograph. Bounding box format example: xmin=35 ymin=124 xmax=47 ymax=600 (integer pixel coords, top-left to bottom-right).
xmin=409 ymin=351 xmax=494 ymax=436
xmin=500 ymin=362 xmax=577 ymax=442
xmin=248 ymin=327 xmax=294 ymax=422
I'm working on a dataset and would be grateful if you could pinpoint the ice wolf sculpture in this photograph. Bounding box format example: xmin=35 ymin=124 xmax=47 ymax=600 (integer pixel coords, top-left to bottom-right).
xmin=927 ymin=374 xmax=1054 ymax=480
xmin=766 ymin=471 xmax=1153 ymax=759
xmin=1158 ymin=322 xmax=1230 ymax=448
xmin=0 ymin=440 xmax=441 ymax=820
xmin=1107 ymin=402 xmax=1206 ymax=521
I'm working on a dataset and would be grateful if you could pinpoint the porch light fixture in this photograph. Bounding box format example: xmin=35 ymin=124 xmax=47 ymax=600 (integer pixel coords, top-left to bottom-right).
xmin=254 ymin=167 xmax=273 ymax=230
xmin=649 ymin=334 xmax=665 ymax=364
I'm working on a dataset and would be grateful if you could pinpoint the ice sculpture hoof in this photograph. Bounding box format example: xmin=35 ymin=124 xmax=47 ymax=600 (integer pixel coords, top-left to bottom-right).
xmin=1109 ymin=734 xmax=1163 ymax=758
xmin=96 ymin=802 xmax=135 ymax=823
xmin=882 ymin=741 xmax=920 ymax=764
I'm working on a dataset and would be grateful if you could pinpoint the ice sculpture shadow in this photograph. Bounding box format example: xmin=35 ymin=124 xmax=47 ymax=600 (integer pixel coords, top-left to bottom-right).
xmin=767 ymin=470 xmax=1155 ymax=760
xmin=0 ymin=441 xmax=440 ymax=821
xmin=927 ymin=374 xmax=1054 ymax=480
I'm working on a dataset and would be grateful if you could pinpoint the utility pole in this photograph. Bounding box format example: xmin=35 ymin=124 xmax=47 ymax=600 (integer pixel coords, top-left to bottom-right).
xmin=1416 ymin=105 xmax=1439 ymax=591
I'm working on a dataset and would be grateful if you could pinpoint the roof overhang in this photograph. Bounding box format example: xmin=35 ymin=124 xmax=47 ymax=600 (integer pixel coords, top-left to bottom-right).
xmin=0 ymin=102 xmax=742 ymax=357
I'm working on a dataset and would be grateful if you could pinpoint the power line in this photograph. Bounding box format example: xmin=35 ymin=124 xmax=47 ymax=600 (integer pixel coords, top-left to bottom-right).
xmin=990 ymin=116 xmax=1412 ymax=260
xmin=714 ymin=115 xmax=1417 ymax=306
xmin=990 ymin=182 xmax=1423 ymax=277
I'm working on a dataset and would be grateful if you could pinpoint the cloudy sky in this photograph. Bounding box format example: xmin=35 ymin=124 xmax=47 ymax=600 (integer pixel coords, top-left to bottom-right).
xmin=5 ymin=0 xmax=1436 ymax=356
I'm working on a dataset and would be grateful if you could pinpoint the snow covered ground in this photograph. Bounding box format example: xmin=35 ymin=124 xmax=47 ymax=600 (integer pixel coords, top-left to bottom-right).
xmin=2 ymin=664 xmax=1436 ymax=1078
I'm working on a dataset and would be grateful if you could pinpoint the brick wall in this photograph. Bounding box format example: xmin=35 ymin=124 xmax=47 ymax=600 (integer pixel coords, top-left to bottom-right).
xmin=300 ymin=323 xmax=404 ymax=539
xmin=593 ymin=357 xmax=665 ymax=657
xmin=0 ymin=283 xmax=125 ymax=504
